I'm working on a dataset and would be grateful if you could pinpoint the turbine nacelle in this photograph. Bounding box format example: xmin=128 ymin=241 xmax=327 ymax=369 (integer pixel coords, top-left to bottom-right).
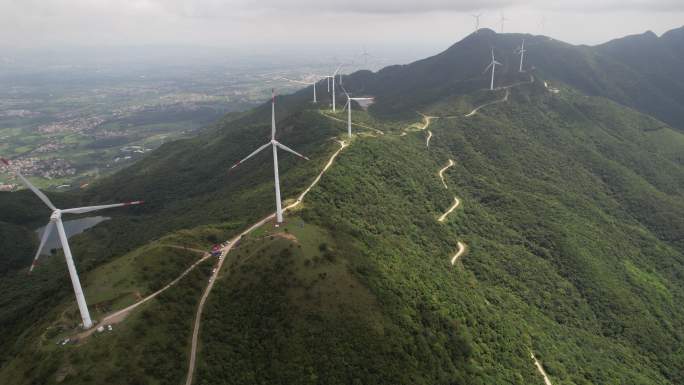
xmin=50 ymin=209 xmax=62 ymax=221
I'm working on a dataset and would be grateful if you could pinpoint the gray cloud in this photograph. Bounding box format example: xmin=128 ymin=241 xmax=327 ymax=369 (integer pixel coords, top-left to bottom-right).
xmin=143 ymin=0 xmax=684 ymax=17
xmin=0 ymin=0 xmax=682 ymax=50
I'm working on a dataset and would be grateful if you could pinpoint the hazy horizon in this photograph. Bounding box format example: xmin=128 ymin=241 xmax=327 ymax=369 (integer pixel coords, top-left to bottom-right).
xmin=1 ymin=1 xmax=682 ymax=57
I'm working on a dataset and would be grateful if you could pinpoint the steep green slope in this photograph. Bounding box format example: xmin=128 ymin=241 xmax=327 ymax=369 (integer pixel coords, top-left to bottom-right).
xmin=192 ymin=81 xmax=684 ymax=383
xmin=595 ymin=27 xmax=684 ymax=128
xmin=198 ymin=220 xmax=474 ymax=385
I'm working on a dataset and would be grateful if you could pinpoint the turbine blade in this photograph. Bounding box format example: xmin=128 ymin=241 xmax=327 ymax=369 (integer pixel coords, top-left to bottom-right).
xmin=483 ymin=62 xmax=494 ymax=74
xmin=341 ymin=99 xmax=350 ymax=113
xmin=1 ymin=158 xmax=57 ymax=210
xmin=494 ymin=60 xmax=502 ymax=65
xmin=271 ymin=89 xmax=276 ymax=140
xmin=30 ymin=221 xmax=54 ymax=272
xmin=230 ymin=142 xmax=272 ymax=170
xmin=333 ymin=64 xmax=343 ymax=75
xmin=61 ymin=201 xmax=143 ymax=215
xmin=275 ymin=142 xmax=309 ymax=161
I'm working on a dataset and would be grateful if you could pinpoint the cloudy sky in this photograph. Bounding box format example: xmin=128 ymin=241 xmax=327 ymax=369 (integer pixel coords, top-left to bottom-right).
xmin=1 ymin=0 xmax=683 ymax=52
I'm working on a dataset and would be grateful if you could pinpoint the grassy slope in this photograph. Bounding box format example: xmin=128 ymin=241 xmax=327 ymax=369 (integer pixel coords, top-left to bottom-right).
xmin=0 ymin=260 xmax=212 ymax=385
xmin=0 ymin=224 xmax=221 ymax=385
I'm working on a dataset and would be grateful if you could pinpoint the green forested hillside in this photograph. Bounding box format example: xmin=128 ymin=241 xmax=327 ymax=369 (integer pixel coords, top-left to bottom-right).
xmin=190 ymin=81 xmax=684 ymax=384
xmin=1 ymin=27 xmax=684 ymax=385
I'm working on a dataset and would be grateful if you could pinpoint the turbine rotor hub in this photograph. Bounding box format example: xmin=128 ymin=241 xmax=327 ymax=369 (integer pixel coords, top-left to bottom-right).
xmin=50 ymin=210 xmax=62 ymax=220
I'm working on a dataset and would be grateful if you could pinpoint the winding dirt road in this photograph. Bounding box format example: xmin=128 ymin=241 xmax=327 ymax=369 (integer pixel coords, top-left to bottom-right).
xmin=451 ymin=242 xmax=467 ymax=265
xmin=321 ymin=112 xmax=384 ymax=135
xmin=184 ymin=140 xmax=348 ymax=385
xmin=465 ymin=89 xmax=510 ymax=117
xmin=438 ymin=159 xmax=455 ymax=189
xmin=417 ymin=113 xmax=438 ymax=130
xmin=438 ymin=197 xmax=461 ymax=222
xmin=426 ymin=130 xmax=433 ymax=148
xmin=76 ymin=251 xmax=212 ymax=340
xmin=531 ymin=352 xmax=554 ymax=385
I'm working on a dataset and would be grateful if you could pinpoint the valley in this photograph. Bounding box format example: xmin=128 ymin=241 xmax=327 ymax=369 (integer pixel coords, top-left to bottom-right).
xmin=0 ymin=58 xmax=370 ymax=191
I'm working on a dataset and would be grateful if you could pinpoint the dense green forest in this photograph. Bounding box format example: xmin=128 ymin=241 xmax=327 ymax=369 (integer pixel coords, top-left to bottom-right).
xmin=1 ymin=27 xmax=684 ymax=385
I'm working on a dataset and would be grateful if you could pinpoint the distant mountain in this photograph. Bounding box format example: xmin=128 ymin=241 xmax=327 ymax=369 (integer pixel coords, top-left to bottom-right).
xmin=1 ymin=27 xmax=684 ymax=385
xmin=345 ymin=27 xmax=684 ymax=129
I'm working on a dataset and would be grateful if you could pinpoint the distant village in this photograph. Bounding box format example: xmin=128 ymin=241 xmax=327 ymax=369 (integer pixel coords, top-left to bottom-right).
xmin=0 ymin=157 xmax=76 ymax=191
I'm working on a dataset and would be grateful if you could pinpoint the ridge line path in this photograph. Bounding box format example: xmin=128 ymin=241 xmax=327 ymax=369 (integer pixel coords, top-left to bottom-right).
xmin=75 ymin=251 xmax=212 ymax=340
xmin=416 ymin=112 xmax=438 ymax=130
xmin=184 ymin=140 xmax=348 ymax=385
xmin=412 ymin=75 xmax=535 ymax=121
xmin=465 ymin=88 xmax=510 ymax=117
xmin=531 ymin=352 xmax=554 ymax=385
xmin=160 ymin=245 xmax=210 ymax=254
xmin=320 ymin=111 xmax=385 ymax=135
xmin=463 ymin=74 xmax=534 ymax=117
xmin=496 ymin=74 xmax=535 ymax=90
xmin=451 ymin=242 xmax=467 ymax=265
xmin=426 ymin=130 xmax=433 ymax=148
xmin=438 ymin=159 xmax=455 ymax=189
xmin=438 ymin=197 xmax=461 ymax=222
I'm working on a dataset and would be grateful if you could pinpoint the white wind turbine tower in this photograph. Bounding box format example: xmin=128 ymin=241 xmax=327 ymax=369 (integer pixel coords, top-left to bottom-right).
xmin=516 ymin=39 xmax=527 ymax=72
xmin=282 ymin=77 xmax=320 ymax=103
xmin=360 ymin=47 xmax=371 ymax=67
xmin=484 ymin=48 xmax=502 ymax=91
xmin=342 ymin=88 xmax=373 ymax=138
xmin=230 ymin=90 xmax=309 ymax=224
xmin=325 ymin=64 xmax=343 ymax=112
xmin=337 ymin=63 xmax=350 ymax=86
xmin=0 ymin=158 xmax=143 ymax=329
xmin=471 ymin=13 xmax=483 ymax=32
xmin=499 ymin=13 xmax=509 ymax=33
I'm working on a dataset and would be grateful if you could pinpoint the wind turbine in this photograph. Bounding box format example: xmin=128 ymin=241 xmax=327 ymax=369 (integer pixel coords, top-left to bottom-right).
xmin=325 ymin=64 xmax=343 ymax=112
xmin=282 ymin=77 xmax=319 ymax=103
xmin=516 ymin=39 xmax=527 ymax=72
xmin=230 ymin=90 xmax=309 ymax=224
xmin=338 ymin=63 xmax=348 ymax=86
xmin=484 ymin=48 xmax=502 ymax=91
xmin=499 ymin=13 xmax=509 ymax=33
xmin=360 ymin=46 xmax=371 ymax=67
xmin=342 ymin=88 xmax=373 ymax=138
xmin=471 ymin=13 xmax=483 ymax=32
xmin=0 ymin=157 xmax=143 ymax=329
